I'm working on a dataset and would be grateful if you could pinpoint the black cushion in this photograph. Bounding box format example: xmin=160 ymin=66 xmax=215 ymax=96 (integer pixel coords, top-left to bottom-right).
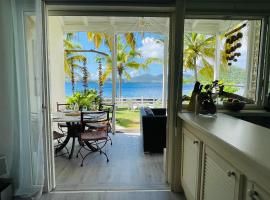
xmin=144 ymin=107 xmax=154 ymax=116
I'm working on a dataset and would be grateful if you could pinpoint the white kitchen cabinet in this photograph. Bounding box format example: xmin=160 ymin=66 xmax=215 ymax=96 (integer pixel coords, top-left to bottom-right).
xmin=245 ymin=181 xmax=270 ymax=200
xmin=201 ymin=146 xmax=242 ymax=200
xmin=182 ymin=128 xmax=202 ymax=200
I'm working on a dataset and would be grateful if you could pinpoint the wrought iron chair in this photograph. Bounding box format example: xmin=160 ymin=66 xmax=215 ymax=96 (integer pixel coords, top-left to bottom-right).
xmin=99 ymin=103 xmax=115 ymax=133
xmin=53 ymin=131 xmax=69 ymax=157
xmin=86 ymin=103 xmax=114 ymax=145
xmin=76 ymin=111 xmax=110 ymax=167
xmin=56 ymin=102 xmax=71 ymax=134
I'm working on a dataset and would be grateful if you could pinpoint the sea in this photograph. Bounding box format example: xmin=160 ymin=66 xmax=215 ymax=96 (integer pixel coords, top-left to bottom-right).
xmin=65 ymin=81 xmax=194 ymax=98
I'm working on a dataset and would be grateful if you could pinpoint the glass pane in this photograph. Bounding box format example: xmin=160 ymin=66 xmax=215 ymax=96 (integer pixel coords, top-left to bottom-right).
xmin=183 ymin=19 xmax=262 ymax=104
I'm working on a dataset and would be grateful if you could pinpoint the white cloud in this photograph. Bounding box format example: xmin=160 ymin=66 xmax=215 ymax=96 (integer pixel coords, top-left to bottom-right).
xmin=90 ymin=72 xmax=99 ymax=81
xmin=129 ymin=70 xmax=138 ymax=77
xmin=139 ymin=37 xmax=164 ymax=60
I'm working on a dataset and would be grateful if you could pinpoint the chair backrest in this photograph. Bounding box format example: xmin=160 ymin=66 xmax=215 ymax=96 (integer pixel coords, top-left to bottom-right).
xmin=57 ymin=102 xmax=70 ymax=112
xmin=99 ymin=103 xmax=115 ymax=121
xmin=80 ymin=110 xmax=110 ymax=130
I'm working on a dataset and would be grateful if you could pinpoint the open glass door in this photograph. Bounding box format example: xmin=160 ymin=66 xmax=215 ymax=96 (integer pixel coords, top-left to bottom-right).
xmin=47 ymin=14 xmax=170 ymax=191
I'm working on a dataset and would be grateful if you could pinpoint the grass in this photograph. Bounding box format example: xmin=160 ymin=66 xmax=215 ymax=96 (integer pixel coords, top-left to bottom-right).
xmin=116 ymin=107 xmax=140 ymax=129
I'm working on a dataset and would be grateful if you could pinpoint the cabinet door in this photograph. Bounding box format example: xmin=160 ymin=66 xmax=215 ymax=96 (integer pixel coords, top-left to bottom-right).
xmin=202 ymin=146 xmax=242 ymax=200
xmin=245 ymin=181 xmax=270 ymax=200
xmin=182 ymin=129 xmax=202 ymax=200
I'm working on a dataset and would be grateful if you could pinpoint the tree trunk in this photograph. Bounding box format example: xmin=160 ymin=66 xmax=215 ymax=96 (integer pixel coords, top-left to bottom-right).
xmin=82 ymin=66 xmax=88 ymax=93
xmin=71 ymin=66 xmax=75 ymax=94
xmin=98 ymin=62 xmax=103 ymax=98
xmin=119 ymin=75 xmax=122 ymax=100
xmin=194 ymin=57 xmax=198 ymax=81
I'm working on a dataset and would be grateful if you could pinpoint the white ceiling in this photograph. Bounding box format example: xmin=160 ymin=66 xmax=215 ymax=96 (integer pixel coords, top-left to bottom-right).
xmin=54 ymin=16 xmax=245 ymax=35
xmin=59 ymin=16 xmax=170 ymax=35
xmin=185 ymin=19 xmax=245 ymax=34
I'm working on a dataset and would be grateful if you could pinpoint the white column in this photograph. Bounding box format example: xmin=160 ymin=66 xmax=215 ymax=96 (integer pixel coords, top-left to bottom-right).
xmin=214 ymin=33 xmax=220 ymax=81
xmin=246 ymin=21 xmax=255 ymax=97
xmin=162 ymin=37 xmax=168 ymax=108
xmin=112 ymin=34 xmax=117 ymax=133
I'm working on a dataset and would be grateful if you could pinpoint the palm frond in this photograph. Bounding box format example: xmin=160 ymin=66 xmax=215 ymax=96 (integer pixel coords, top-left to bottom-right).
xmin=94 ymin=33 xmax=102 ymax=49
xmin=123 ymin=71 xmax=131 ymax=80
xmin=125 ymin=61 xmax=141 ymax=69
xmin=104 ymin=33 xmax=113 ymax=52
xmin=125 ymin=33 xmax=136 ymax=50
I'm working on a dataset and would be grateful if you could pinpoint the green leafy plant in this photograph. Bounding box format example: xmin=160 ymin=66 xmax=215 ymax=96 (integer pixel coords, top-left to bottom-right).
xmin=66 ymin=89 xmax=101 ymax=110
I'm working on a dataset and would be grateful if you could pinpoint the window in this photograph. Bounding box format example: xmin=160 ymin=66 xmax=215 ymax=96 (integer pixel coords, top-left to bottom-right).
xmin=183 ymin=19 xmax=262 ymax=105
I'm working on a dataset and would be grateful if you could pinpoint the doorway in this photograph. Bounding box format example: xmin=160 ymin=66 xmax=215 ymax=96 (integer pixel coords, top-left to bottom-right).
xmin=47 ymin=14 xmax=170 ymax=191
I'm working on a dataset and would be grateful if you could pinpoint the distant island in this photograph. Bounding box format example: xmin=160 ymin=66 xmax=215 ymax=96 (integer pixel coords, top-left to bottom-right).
xmin=124 ymin=74 xmax=163 ymax=83
xmin=66 ymin=73 xmax=164 ymax=83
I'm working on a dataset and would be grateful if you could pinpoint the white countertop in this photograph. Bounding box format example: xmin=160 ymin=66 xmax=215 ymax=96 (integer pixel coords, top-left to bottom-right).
xmin=178 ymin=112 xmax=270 ymax=174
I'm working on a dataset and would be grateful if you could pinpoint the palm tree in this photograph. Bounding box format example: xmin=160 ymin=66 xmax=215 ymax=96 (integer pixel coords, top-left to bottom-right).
xmin=81 ymin=59 xmax=89 ymax=93
xmin=95 ymin=56 xmax=104 ymax=99
xmin=64 ymin=33 xmax=87 ymax=94
xmin=183 ymin=33 xmax=215 ymax=81
xmin=101 ymin=36 xmax=161 ymax=98
xmin=87 ymin=32 xmax=136 ymax=52
xmin=87 ymin=32 xmax=160 ymax=98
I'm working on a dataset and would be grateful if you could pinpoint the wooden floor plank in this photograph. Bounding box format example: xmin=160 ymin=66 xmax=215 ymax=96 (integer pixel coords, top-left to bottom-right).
xmin=41 ymin=191 xmax=186 ymax=200
xmin=55 ymin=132 xmax=168 ymax=191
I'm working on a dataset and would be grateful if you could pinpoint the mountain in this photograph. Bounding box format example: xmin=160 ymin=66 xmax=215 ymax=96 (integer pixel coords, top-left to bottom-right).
xmin=125 ymin=74 xmax=163 ymax=83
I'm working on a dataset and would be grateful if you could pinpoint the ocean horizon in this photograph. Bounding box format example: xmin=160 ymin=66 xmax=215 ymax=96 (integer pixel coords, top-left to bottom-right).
xmin=65 ymin=81 xmax=194 ymax=98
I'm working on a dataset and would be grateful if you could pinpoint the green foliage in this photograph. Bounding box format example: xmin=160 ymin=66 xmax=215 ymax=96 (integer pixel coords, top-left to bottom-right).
xmin=218 ymin=80 xmax=239 ymax=94
xmin=219 ymin=65 xmax=246 ymax=84
xmin=183 ymin=33 xmax=216 ymax=80
xmin=66 ymin=89 xmax=101 ymax=110
xmin=223 ymin=85 xmax=239 ymax=93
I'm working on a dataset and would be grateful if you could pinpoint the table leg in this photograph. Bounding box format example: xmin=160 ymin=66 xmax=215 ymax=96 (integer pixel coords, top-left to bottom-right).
xmin=55 ymin=135 xmax=70 ymax=154
xmin=69 ymin=137 xmax=76 ymax=159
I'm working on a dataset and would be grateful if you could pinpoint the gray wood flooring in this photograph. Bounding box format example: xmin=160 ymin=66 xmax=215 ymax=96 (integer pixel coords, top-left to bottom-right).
xmin=55 ymin=132 xmax=168 ymax=191
xmin=41 ymin=191 xmax=185 ymax=200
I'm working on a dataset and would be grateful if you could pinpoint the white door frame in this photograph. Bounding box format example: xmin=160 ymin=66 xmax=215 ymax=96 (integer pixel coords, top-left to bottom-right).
xmin=41 ymin=1 xmax=56 ymax=192
xmin=42 ymin=2 xmax=185 ymax=192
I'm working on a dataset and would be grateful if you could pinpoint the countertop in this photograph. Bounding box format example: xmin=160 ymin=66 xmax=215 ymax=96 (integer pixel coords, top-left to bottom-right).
xmin=178 ymin=112 xmax=270 ymax=174
xmin=219 ymin=109 xmax=270 ymax=117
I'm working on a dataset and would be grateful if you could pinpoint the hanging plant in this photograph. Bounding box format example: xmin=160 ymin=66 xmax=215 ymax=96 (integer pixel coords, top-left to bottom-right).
xmin=224 ymin=23 xmax=246 ymax=66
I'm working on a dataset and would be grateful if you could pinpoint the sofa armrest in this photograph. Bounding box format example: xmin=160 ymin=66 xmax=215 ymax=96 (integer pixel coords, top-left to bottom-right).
xmin=151 ymin=108 xmax=166 ymax=116
xmin=141 ymin=115 xmax=167 ymax=153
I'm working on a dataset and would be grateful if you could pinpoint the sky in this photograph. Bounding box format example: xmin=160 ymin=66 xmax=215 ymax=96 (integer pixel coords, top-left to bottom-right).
xmin=69 ymin=32 xmax=165 ymax=81
xmin=67 ymin=20 xmax=252 ymax=81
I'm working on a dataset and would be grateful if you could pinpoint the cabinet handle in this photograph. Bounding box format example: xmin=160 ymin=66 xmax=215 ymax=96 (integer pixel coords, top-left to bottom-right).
xmin=193 ymin=141 xmax=199 ymax=144
xmin=248 ymin=190 xmax=260 ymax=200
xmin=226 ymin=170 xmax=236 ymax=177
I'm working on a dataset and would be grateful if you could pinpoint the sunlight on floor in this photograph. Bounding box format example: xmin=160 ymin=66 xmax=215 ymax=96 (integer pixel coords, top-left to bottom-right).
xmin=122 ymin=132 xmax=141 ymax=136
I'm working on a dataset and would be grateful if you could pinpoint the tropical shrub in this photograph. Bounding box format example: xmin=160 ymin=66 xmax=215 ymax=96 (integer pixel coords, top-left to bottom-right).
xmin=66 ymin=89 xmax=101 ymax=110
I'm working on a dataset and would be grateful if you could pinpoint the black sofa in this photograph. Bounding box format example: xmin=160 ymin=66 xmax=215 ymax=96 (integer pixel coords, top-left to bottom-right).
xmin=140 ymin=107 xmax=167 ymax=153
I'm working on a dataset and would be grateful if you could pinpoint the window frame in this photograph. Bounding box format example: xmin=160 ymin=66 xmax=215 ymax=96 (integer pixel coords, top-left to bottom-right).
xmin=182 ymin=15 xmax=270 ymax=110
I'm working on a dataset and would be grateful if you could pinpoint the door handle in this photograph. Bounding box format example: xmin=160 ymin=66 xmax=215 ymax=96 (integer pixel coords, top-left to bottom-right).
xmin=226 ymin=170 xmax=236 ymax=177
xmin=248 ymin=190 xmax=260 ymax=200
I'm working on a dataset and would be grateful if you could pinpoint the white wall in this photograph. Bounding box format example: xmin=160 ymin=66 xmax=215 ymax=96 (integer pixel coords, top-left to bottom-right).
xmin=0 ymin=0 xmax=17 ymax=176
xmin=48 ymin=16 xmax=66 ymax=113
